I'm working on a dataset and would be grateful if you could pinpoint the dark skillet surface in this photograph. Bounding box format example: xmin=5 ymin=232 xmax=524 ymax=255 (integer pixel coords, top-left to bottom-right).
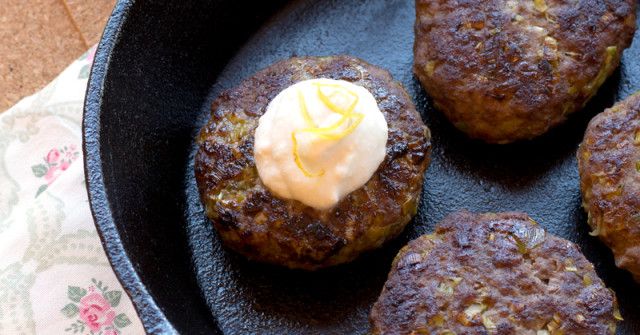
xmin=85 ymin=0 xmax=640 ymax=334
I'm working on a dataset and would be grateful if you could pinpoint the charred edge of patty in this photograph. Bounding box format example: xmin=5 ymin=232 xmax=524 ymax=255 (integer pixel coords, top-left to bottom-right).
xmin=578 ymin=92 xmax=640 ymax=281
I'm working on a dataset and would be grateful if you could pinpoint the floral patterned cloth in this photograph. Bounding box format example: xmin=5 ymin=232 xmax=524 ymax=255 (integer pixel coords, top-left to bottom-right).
xmin=0 ymin=46 xmax=145 ymax=335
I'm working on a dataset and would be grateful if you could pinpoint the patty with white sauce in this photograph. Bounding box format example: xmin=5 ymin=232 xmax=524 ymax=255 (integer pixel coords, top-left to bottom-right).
xmin=195 ymin=56 xmax=431 ymax=270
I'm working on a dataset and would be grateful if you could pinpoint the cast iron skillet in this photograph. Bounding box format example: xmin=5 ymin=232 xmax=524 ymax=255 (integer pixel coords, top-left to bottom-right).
xmin=84 ymin=0 xmax=640 ymax=334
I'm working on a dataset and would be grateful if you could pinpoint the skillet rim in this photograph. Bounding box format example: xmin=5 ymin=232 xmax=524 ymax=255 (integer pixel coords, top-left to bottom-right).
xmin=82 ymin=0 xmax=177 ymax=333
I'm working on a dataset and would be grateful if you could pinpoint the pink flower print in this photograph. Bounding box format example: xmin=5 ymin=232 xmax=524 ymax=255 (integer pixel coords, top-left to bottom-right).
xmin=44 ymin=166 xmax=61 ymax=184
xmin=61 ymin=279 xmax=132 ymax=334
xmin=33 ymin=144 xmax=81 ymax=197
xmin=59 ymin=160 xmax=71 ymax=171
xmin=78 ymin=292 xmax=116 ymax=332
xmin=46 ymin=148 xmax=61 ymax=164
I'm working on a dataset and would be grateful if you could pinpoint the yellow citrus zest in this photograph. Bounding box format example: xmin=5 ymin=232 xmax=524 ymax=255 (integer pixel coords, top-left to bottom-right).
xmin=292 ymin=130 xmax=325 ymax=177
xmin=300 ymin=113 xmax=364 ymax=140
xmin=297 ymin=89 xmax=316 ymax=127
xmin=314 ymin=82 xmax=359 ymax=115
xmin=292 ymin=82 xmax=365 ymax=177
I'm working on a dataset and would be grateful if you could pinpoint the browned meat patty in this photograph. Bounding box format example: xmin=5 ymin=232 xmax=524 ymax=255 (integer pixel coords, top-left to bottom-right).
xmin=370 ymin=211 xmax=620 ymax=335
xmin=578 ymin=92 xmax=640 ymax=282
xmin=195 ymin=56 xmax=431 ymax=270
xmin=414 ymin=0 xmax=636 ymax=143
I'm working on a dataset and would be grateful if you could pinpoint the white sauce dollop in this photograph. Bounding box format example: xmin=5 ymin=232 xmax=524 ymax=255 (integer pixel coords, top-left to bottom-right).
xmin=254 ymin=78 xmax=388 ymax=210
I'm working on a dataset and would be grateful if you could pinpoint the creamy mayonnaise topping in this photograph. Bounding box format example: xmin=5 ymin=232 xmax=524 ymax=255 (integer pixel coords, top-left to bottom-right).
xmin=254 ymin=78 xmax=388 ymax=210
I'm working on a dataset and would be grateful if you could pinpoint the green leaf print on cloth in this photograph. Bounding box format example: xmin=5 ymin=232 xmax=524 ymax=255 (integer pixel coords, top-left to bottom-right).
xmin=31 ymin=145 xmax=80 ymax=197
xmin=0 ymin=44 xmax=144 ymax=334
xmin=62 ymin=278 xmax=132 ymax=335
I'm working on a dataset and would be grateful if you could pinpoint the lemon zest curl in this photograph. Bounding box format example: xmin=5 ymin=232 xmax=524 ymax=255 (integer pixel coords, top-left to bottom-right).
xmin=292 ymin=83 xmax=365 ymax=177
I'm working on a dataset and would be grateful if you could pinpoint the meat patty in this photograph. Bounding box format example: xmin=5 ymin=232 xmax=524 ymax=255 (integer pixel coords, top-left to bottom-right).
xmin=370 ymin=211 xmax=620 ymax=335
xmin=578 ymin=92 xmax=640 ymax=282
xmin=195 ymin=56 xmax=431 ymax=270
xmin=414 ymin=0 xmax=636 ymax=143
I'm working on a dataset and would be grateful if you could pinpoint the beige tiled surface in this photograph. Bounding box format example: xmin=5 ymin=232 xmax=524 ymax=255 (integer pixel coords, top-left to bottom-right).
xmin=0 ymin=0 xmax=116 ymax=112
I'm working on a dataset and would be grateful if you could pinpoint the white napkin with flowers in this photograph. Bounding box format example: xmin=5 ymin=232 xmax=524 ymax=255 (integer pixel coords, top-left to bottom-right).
xmin=0 ymin=46 xmax=145 ymax=335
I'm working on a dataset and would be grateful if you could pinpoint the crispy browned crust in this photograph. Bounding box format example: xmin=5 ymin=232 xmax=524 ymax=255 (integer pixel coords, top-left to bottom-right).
xmin=194 ymin=56 xmax=431 ymax=270
xmin=578 ymin=92 xmax=640 ymax=282
xmin=370 ymin=211 xmax=619 ymax=335
xmin=414 ymin=0 xmax=636 ymax=143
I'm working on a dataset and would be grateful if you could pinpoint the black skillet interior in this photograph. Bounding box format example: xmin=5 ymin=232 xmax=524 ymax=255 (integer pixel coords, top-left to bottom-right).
xmin=85 ymin=0 xmax=640 ymax=334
